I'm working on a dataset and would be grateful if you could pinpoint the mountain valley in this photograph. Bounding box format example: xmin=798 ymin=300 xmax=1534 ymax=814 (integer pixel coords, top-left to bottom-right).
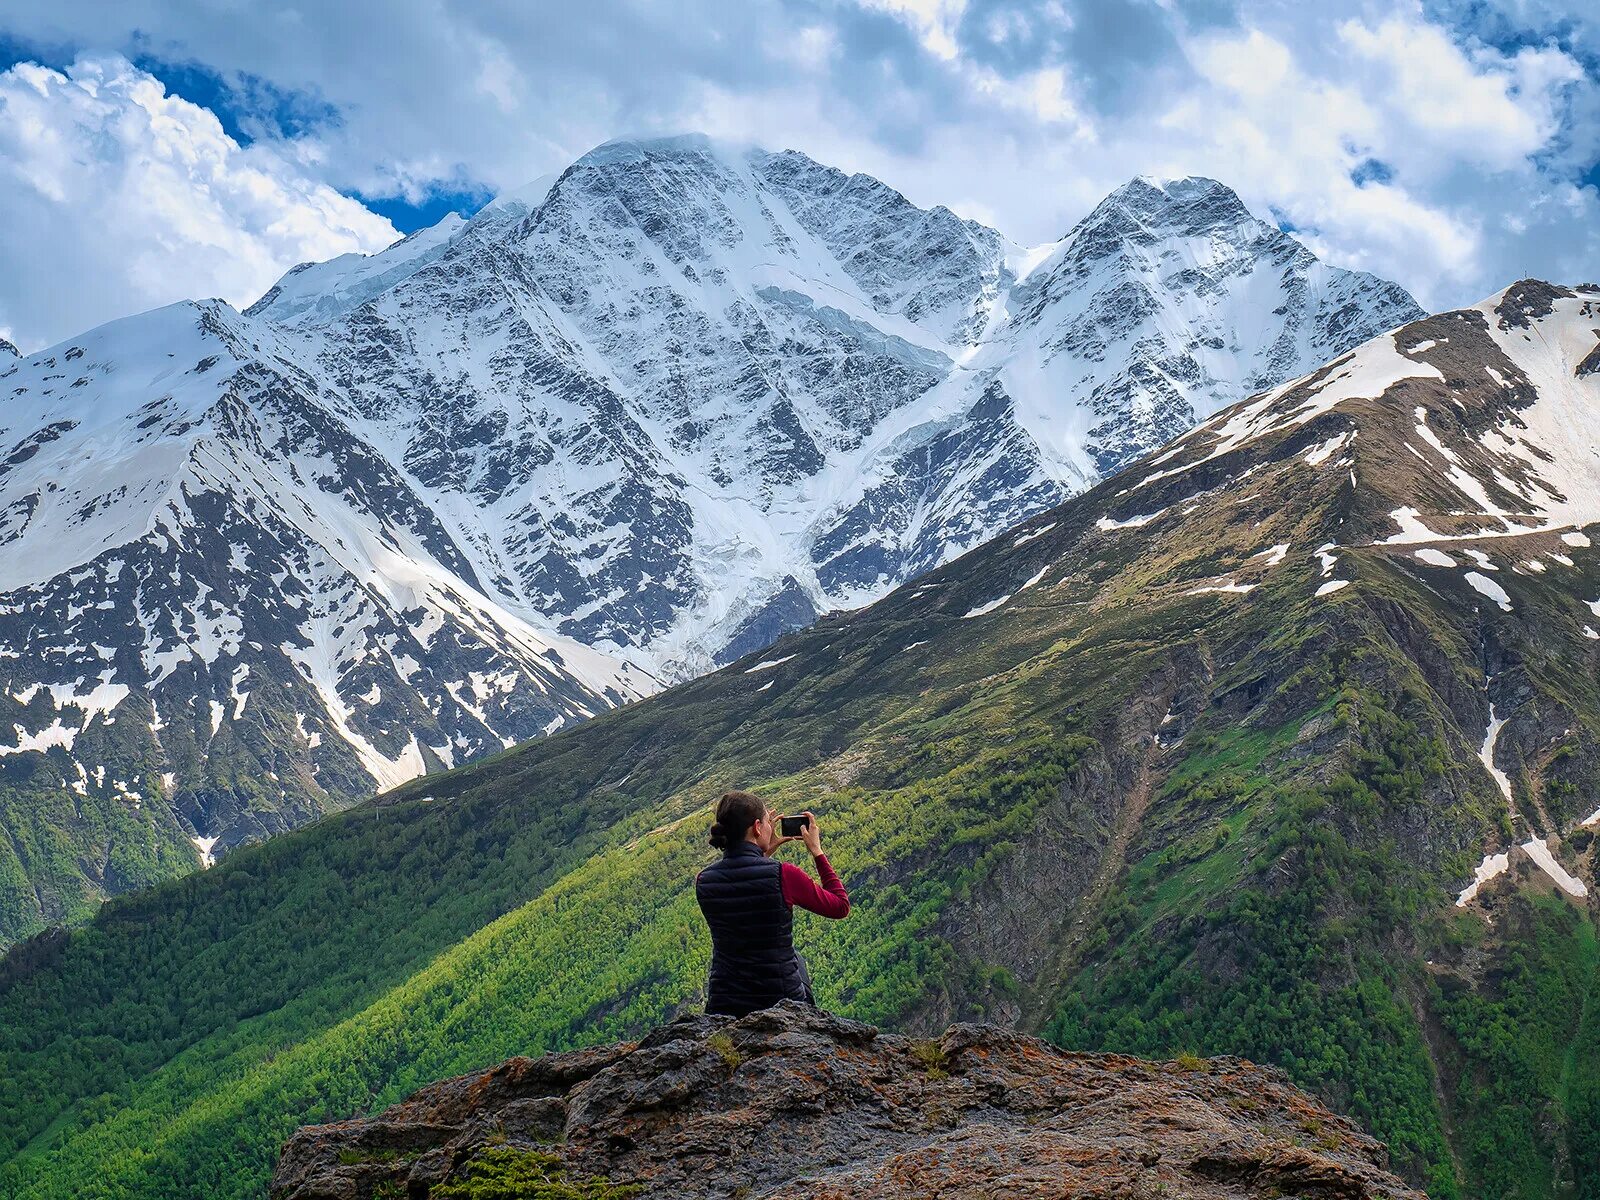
xmin=2 ymin=279 xmax=1596 ymax=1200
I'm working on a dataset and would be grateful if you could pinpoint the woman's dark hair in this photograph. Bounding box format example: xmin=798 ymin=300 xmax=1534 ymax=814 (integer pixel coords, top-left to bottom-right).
xmin=709 ymin=790 xmax=765 ymax=850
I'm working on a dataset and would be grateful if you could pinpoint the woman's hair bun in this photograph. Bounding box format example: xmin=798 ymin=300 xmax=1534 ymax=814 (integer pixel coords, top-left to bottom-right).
xmin=708 ymin=790 xmax=764 ymax=851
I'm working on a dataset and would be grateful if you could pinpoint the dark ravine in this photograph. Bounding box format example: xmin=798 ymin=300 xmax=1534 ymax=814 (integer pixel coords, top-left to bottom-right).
xmin=271 ymin=1001 xmax=1423 ymax=1200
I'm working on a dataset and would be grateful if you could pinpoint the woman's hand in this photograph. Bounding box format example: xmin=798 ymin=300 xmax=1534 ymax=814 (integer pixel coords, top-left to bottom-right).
xmin=800 ymin=811 xmax=822 ymax=856
xmin=758 ymin=810 xmax=789 ymax=855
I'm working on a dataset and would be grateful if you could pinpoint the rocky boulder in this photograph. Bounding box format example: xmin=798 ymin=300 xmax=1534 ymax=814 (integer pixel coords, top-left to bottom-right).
xmin=271 ymin=1001 xmax=1422 ymax=1199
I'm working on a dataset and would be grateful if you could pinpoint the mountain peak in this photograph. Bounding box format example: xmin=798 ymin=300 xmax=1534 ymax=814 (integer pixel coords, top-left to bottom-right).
xmin=571 ymin=131 xmax=738 ymax=169
xmin=1489 ymin=277 xmax=1600 ymax=329
xmin=1091 ymin=173 xmax=1254 ymax=235
xmin=270 ymin=1002 xmax=1422 ymax=1200
xmin=0 ymin=335 xmax=17 ymax=358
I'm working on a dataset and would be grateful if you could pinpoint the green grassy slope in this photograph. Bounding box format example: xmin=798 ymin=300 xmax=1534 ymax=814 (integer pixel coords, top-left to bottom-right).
xmin=0 ymin=678 xmax=371 ymax=947
xmin=0 ymin=703 xmax=207 ymax=944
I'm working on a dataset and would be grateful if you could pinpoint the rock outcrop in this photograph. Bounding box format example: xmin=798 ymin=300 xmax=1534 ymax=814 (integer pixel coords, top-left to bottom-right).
xmin=271 ymin=1001 xmax=1422 ymax=1200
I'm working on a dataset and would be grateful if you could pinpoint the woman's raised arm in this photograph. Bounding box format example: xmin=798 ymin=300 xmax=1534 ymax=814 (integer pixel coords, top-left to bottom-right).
xmin=779 ymin=812 xmax=849 ymax=918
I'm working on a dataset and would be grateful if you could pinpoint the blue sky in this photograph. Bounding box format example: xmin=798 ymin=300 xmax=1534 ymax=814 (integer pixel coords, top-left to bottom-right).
xmin=0 ymin=1 xmax=1596 ymax=351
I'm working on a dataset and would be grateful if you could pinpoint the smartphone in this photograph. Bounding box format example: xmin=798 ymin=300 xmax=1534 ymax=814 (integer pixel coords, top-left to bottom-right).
xmin=780 ymin=814 xmax=810 ymax=837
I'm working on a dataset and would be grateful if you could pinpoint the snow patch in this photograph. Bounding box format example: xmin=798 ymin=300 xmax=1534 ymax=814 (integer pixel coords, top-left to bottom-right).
xmin=1302 ymin=431 xmax=1352 ymax=467
xmin=1464 ymin=571 xmax=1512 ymax=611
xmin=962 ymin=594 xmax=1012 ymax=618
xmin=0 ymin=720 xmax=77 ymax=756
xmin=1521 ymin=837 xmax=1588 ymax=898
xmin=1017 ymin=565 xmax=1050 ymax=591
xmin=1095 ymin=511 xmax=1161 ymax=531
xmin=1456 ymin=852 xmax=1510 ymax=906
xmin=1479 ymin=705 xmax=1512 ymax=803
xmin=1413 ymin=548 xmax=1457 ymax=567
xmin=229 ymin=663 xmax=250 ymax=720
xmin=1253 ymin=543 xmax=1290 ymax=567
xmin=47 ymin=675 xmax=129 ymax=724
xmin=1011 ymin=522 xmax=1055 ymax=547
xmin=1187 ymin=581 xmax=1255 ymax=595
xmin=1315 ymin=579 xmax=1349 ymax=597
xmin=744 ymin=654 xmax=796 ymax=674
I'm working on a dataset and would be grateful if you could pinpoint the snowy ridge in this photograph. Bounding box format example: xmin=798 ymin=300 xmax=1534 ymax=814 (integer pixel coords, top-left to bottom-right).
xmin=245 ymin=216 xmax=468 ymax=327
xmin=1142 ymin=279 xmax=1600 ymax=546
xmin=0 ymin=300 xmax=655 ymax=859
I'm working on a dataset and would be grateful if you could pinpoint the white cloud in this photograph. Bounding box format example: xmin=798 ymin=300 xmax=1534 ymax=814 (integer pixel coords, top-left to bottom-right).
xmin=1338 ymin=17 xmax=1582 ymax=172
xmin=1167 ymin=13 xmax=1593 ymax=309
xmin=857 ymin=0 xmax=968 ymax=60
xmin=1196 ymin=28 xmax=1293 ymax=99
xmin=0 ymin=54 xmax=397 ymax=351
xmin=0 ymin=0 xmax=1595 ymax=337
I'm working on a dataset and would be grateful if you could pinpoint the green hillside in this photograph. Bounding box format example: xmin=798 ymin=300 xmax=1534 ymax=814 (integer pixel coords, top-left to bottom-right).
xmin=3 ymin=292 xmax=1600 ymax=1200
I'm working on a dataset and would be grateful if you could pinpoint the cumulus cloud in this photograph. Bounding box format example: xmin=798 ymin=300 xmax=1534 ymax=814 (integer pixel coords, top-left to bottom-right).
xmin=0 ymin=54 xmax=396 ymax=351
xmin=1339 ymin=17 xmax=1582 ymax=171
xmin=0 ymin=0 xmax=1596 ymax=338
xmin=1166 ymin=11 xmax=1598 ymax=308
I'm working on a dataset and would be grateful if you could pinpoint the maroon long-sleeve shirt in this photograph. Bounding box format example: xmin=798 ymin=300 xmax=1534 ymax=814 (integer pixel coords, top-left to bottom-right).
xmin=779 ymin=854 xmax=850 ymax=918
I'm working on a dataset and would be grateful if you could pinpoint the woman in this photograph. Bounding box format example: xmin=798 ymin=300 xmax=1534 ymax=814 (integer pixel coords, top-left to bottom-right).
xmin=695 ymin=790 xmax=850 ymax=1017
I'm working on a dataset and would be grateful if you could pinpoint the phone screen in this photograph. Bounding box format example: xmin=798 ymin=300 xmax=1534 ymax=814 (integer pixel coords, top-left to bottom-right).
xmin=780 ymin=815 xmax=809 ymax=837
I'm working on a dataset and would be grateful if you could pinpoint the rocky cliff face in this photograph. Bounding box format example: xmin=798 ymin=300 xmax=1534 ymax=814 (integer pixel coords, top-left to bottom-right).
xmin=270 ymin=1001 xmax=1422 ymax=1200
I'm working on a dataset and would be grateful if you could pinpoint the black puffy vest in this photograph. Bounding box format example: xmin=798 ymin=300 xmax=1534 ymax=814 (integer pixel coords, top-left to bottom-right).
xmin=696 ymin=840 xmax=807 ymax=1016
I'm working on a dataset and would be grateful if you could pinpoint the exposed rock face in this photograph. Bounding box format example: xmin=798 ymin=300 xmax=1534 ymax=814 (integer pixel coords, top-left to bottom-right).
xmin=271 ymin=1001 xmax=1422 ymax=1200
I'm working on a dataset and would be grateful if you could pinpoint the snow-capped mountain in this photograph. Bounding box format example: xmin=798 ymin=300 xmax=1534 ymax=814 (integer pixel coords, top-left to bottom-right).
xmin=1132 ymin=278 xmax=1600 ymax=547
xmin=245 ymin=137 xmax=1420 ymax=677
xmin=0 ymin=299 xmax=656 ymax=940
xmin=0 ymin=134 xmax=1421 ymax=940
xmin=13 ymin=280 xmax=1599 ymax=1200
xmin=979 ymin=175 xmax=1425 ymax=473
